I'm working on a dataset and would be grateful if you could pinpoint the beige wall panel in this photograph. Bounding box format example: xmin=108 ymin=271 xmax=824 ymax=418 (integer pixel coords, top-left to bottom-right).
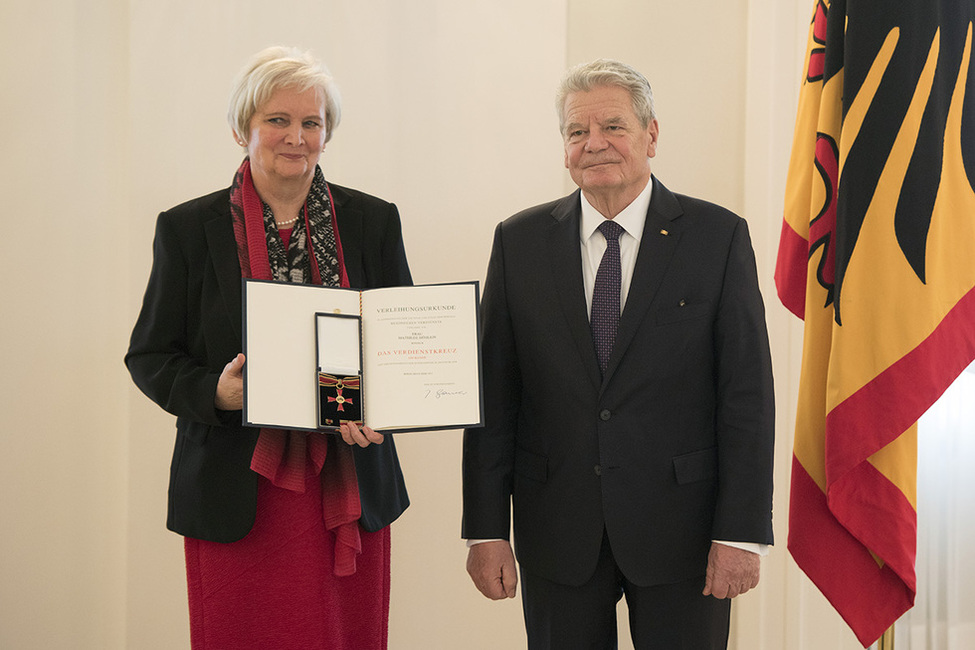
xmin=0 ymin=0 xmax=130 ymax=648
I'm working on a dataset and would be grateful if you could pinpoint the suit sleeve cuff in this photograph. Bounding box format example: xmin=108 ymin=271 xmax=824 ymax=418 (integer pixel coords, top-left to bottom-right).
xmin=713 ymin=540 xmax=769 ymax=556
xmin=466 ymin=538 xmax=505 ymax=548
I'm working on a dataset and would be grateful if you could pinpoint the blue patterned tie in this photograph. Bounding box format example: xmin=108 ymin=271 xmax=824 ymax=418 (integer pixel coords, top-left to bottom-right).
xmin=592 ymin=220 xmax=623 ymax=375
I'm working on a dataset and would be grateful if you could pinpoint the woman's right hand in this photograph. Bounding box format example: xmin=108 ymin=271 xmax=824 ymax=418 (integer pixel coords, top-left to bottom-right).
xmin=215 ymin=353 xmax=245 ymax=411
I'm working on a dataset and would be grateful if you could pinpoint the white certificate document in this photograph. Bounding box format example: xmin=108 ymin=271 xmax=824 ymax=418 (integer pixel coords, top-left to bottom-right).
xmin=243 ymin=279 xmax=483 ymax=433
xmin=360 ymin=283 xmax=482 ymax=430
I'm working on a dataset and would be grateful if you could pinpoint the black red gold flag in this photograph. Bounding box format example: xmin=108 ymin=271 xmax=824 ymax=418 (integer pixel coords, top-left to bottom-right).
xmin=777 ymin=0 xmax=975 ymax=645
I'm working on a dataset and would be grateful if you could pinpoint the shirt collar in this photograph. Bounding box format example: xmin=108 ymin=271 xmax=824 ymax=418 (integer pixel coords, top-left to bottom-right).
xmin=579 ymin=178 xmax=654 ymax=243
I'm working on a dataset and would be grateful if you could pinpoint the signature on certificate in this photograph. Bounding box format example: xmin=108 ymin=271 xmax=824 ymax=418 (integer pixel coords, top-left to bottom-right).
xmin=425 ymin=388 xmax=468 ymax=399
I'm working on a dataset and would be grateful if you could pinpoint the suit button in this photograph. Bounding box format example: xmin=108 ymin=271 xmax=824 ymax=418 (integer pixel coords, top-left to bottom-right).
xmin=599 ymin=409 xmax=611 ymax=421
xmin=594 ymin=465 xmax=602 ymax=476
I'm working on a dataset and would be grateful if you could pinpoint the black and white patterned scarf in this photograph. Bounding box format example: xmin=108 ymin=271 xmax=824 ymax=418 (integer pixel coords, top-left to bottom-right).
xmin=229 ymin=158 xmax=347 ymax=288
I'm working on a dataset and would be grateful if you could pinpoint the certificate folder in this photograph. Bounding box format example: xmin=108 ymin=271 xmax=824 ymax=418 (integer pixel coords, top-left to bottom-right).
xmin=243 ymin=279 xmax=483 ymax=433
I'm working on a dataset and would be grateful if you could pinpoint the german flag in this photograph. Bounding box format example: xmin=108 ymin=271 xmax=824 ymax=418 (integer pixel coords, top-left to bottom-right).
xmin=778 ymin=0 xmax=975 ymax=645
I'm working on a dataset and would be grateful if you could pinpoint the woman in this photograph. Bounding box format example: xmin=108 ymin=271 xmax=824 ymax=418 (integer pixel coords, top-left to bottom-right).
xmin=126 ymin=46 xmax=410 ymax=649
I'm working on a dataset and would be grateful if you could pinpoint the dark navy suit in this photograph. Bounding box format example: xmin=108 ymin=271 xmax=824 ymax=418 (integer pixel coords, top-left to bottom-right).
xmin=462 ymin=177 xmax=774 ymax=645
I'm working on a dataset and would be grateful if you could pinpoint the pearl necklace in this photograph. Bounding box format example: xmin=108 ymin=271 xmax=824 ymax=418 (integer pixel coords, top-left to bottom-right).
xmin=275 ymin=215 xmax=300 ymax=228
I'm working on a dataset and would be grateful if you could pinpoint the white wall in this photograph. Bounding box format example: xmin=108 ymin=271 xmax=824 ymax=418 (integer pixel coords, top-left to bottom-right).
xmin=0 ymin=0 xmax=873 ymax=648
xmin=1 ymin=0 xmax=130 ymax=647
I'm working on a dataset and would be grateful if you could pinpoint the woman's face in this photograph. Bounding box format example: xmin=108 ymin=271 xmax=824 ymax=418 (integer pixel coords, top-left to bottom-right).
xmin=242 ymin=85 xmax=328 ymax=188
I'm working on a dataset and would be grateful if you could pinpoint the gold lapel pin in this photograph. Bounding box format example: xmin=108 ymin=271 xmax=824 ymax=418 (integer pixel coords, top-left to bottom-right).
xmin=660 ymin=229 xmax=669 ymax=236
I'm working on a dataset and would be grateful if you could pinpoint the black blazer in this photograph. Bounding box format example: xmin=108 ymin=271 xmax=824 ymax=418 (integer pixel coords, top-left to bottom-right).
xmin=462 ymin=177 xmax=774 ymax=587
xmin=126 ymin=183 xmax=411 ymax=543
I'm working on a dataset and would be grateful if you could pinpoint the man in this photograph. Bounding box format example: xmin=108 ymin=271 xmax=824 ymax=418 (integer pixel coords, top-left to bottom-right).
xmin=462 ymin=59 xmax=774 ymax=649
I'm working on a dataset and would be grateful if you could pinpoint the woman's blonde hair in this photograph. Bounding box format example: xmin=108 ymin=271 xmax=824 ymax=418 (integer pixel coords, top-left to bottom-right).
xmin=227 ymin=46 xmax=342 ymax=146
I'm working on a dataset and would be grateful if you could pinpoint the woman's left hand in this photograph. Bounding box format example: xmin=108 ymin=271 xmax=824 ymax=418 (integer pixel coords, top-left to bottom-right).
xmin=339 ymin=422 xmax=385 ymax=447
xmin=215 ymin=353 xmax=246 ymax=411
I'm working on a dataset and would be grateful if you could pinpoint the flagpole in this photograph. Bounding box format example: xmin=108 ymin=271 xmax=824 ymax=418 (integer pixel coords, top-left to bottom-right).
xmin=876 ymin=625 xmax=895 ymax=650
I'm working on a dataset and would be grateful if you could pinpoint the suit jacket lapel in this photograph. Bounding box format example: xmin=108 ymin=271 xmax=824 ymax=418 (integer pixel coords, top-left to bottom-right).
xmin=548 ymin=191 xmax=602 ymax=391
xmin=602 ymin=177 xmax=683 ymax=384
xmin=331 ymin=188 xmax=365 ymax=288
xmin=204 ymin=196 xmax=244 ymax=344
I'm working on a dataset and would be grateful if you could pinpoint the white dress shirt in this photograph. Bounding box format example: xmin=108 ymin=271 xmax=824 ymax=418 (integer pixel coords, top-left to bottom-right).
xmin=579 ymin=180 xmax=653 ymax=314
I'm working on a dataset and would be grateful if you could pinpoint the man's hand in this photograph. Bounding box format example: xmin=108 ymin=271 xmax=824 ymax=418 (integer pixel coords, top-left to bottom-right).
xmin=339 ymin=422 xmax=385 ymax=447
xmin=467 ymin=540 xmax=518 ymax=600
xmin=702 ymin=542 xmax=761 ymax=599
xmin=215 ymin=353 xmax=245 ymax=410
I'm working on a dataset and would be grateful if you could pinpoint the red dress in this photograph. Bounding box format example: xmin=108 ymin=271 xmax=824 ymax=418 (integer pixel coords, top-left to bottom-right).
xmin=184 ymin=465 xmax=390 ymax=649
